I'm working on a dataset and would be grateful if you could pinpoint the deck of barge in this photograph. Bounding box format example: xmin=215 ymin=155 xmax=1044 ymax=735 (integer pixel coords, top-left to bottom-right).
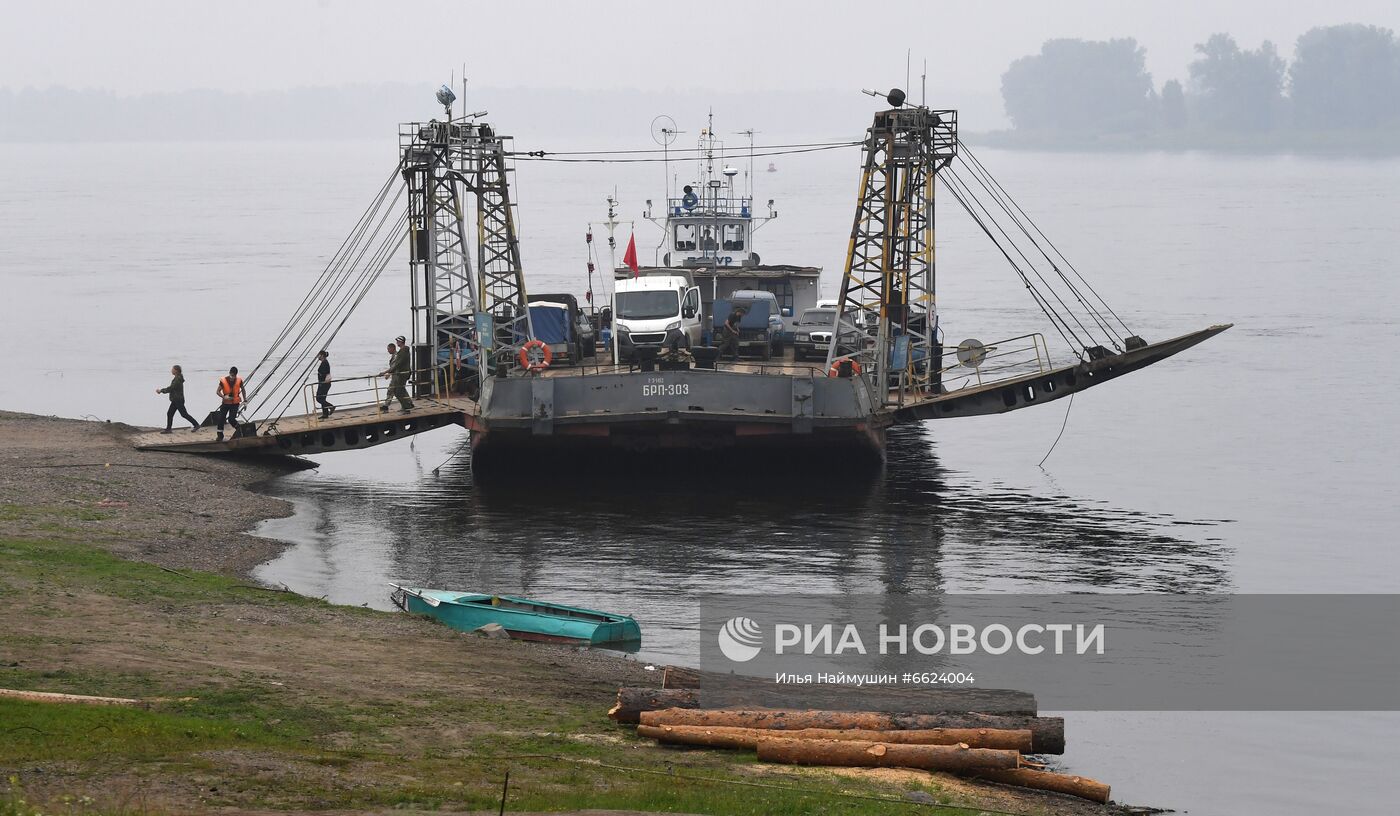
xmin=129 ymin=325 xmax=1228 ymax=460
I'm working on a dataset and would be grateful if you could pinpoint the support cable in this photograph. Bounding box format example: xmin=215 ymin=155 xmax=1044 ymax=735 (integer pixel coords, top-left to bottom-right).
xmin=244 ymin=181 xmax=405 ymax=416
xmin=959 ymin=140 xmax=1134 ymax=337
xmin=243 ymin=165 xmax=402 ymax=389
xmin=260 ymin=210 xmax=410 ymax=427
xmin=248 ymin=182 xmax=406 ymax=423
xmin=937 ymin=172 xmax=1081 ymax=355
xmin=942 ymin=168 xmax=1093 ymax=353
xmin=952 ymin=154 xmax=1120 ymax=351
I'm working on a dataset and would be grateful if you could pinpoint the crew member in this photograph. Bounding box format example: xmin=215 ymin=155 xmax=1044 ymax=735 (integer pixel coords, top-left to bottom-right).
xmin=214 ymin=367 xmax=245 ymax=442
xmin=380 ymin=336 xmax=414 ymax=413
xmin=156 ymin=364 xmax=199 ymax=433
xmin=718 ymin=305 xmax=746 ymax=362
xmin=315 ymin=350 xmax=335 ymax=419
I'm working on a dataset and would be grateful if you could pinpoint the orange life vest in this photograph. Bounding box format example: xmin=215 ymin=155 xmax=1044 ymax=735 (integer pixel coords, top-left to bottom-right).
xmin=221 ymin=375 xmax=243 ymax=404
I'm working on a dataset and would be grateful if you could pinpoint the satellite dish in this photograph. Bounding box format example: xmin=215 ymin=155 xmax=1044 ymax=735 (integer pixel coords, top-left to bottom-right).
xmin=435 ymin=84 xmax=457 ymax=114
xmin=956 ymin=339 xmax=988 ymax=368
xmin=651 ymin=115 xmax=678 ymax=147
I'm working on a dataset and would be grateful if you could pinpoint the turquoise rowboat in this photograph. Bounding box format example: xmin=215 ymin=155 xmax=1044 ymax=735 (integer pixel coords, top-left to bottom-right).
xmin=390 ymin=585 xmax=641 ymax=647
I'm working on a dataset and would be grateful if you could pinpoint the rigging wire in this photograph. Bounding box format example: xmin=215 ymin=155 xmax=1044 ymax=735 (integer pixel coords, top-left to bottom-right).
xmin=937 ymin=171 xmax=1080 ymax=354
xmin=952 ymin=153 xmax=1121 ymax=350
xmin=247 ymin=181 xmax=406 ymax=418
xmin=262 ymin=210 xmax=410 ymax=427
xmin=943 ymin=165 xmax=1101 ymax=351
xmin=508 ymin=142 xmax=861 ymax=164
xmin=940 ymin=169 xmax=1089 ymax=354
xmin=243 ymin=165 xmax=402 ymax=392
xmin=1039 ymin=391 xmax=1075 ymax=468
xmin=507 ymin=139 xmax=859 ymax=157
xmin=958 ymin=140 xmax=1134 ymax=337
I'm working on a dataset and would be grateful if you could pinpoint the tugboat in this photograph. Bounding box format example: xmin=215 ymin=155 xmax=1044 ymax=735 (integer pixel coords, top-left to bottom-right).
xmin=610 ymin=113 xmax=820 ymax=361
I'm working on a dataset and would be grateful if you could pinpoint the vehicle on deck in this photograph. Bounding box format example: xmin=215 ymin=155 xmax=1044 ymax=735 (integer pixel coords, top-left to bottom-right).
xmin=712 ymin=297 xmax=780 ymax=359
xmin=728 ymin=289 xmax=787 ymax=350
xmin=613 ymin=274 xmax=702 ymax=363
xmin=816 ymin=297 xmax=878 ymax=335
xmin=527 ymin=292 xmax=596 ymax=364
xmin=792 ymin=307 xmax=837 ymax=361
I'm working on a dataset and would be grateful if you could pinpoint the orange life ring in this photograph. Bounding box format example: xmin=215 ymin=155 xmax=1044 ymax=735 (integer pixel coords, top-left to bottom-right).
xmin=828 ymin=356 xmax=862 ymax=378
xmin=518 ymin=339 xmax=552 ymax=371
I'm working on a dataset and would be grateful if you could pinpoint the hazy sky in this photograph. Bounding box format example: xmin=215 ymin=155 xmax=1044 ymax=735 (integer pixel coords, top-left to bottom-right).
xmin=6 ymin=0 xmax=1399 ymax=97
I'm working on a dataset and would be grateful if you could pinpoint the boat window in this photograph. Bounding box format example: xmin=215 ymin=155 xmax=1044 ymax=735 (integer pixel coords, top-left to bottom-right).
xmin=616 ymin=290 xmax=680 ymax=320
xmin=722 ymin=223 xmax=746 ymax=251
xmin=700 ymin=227 xmax=718 ymax=251
xmin=674 ymin=224 xmax=696 ymax=251
xmin=749 ymin=280 xmax=795 ymax=313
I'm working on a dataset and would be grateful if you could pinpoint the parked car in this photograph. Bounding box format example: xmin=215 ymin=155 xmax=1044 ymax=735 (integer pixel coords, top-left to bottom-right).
xmin=792 ymin=307 xmax=836 ymax=361
xmin=815 ymin=297 xmax=879 ymax=336
xmin=727 ymin=289 xmax=785 ymax=354
xmin=712 ymin=298 xmax=779 ymax=360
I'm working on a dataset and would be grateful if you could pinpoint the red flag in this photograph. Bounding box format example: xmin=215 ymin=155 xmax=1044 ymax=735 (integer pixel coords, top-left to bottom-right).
xmin=623 ymin=232 xmax=639 ymax=277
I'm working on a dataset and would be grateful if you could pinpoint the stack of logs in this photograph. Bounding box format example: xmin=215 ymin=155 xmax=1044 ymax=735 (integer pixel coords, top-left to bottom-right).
xmin=608 ymin=668 xmax=1109 ymax=804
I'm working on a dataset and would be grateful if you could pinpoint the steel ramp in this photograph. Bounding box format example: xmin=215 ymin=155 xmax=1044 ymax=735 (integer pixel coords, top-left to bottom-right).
xmin=130 ymin=398 xmax=479 ymax=455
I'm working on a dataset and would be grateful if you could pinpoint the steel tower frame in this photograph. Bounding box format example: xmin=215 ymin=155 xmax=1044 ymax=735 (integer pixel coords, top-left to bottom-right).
xmin=400 ymin=119 xmax=532 ymax=398
xmin=825 ymin=105 xmax=956 ymax=403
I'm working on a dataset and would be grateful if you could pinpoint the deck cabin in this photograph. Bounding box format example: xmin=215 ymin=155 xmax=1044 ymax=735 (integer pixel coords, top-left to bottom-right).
xmin=617 ymin=264 xmax=822 ymax=332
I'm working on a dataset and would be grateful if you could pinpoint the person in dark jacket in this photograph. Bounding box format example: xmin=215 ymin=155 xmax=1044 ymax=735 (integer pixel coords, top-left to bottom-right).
xmin=718 ymin=306 xmax=747 ymax=362
xmin=315 ymin=350 xmax=335 ymax=419
xmin=156 ymin=365 xmax=200 ymax=433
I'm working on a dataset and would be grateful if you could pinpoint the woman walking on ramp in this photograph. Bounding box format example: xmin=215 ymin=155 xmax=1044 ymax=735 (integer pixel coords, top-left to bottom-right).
xmin=157 ymin=365 xmax=200 ymax=433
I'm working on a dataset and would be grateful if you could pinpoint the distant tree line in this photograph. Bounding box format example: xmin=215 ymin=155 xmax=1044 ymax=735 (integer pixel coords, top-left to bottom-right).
xmin=997 ymin=24 xmax=1400 ymax=150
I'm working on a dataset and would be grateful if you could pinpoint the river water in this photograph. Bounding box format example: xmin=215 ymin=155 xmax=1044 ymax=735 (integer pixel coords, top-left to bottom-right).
xmin=2 ymin=134 xmax=1397 ymax=814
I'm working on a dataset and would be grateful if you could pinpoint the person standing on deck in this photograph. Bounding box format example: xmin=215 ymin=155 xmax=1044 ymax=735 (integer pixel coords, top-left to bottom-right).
xmin=214 ymin=367 xmax=245 ymax=441
xmin=315 ymin=350 xmax=335 ymax=419
xmin=718 ymin=306 xmax=746 ymax=362
xmin=156 ymin=365 xmax=199 ymax=433
xmin=380 ymin=336 xmax=414 ymax=413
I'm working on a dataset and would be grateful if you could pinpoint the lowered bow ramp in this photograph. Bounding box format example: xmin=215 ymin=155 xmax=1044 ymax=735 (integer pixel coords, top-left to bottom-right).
xmin=896 ymin=324 xmax=1232 ymax=422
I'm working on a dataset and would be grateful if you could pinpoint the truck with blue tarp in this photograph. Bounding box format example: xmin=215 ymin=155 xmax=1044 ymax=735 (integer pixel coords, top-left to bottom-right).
xmin=527 ymin=293 xmax=597 ymax=364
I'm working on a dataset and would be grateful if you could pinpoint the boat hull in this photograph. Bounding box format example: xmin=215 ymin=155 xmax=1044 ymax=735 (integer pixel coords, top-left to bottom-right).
xmin=396 ymin=589 xmax=641 ymax=646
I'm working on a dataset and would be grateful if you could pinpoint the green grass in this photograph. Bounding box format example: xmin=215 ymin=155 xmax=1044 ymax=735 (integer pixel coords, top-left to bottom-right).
xmin=0 ymin=535 xmax=996 ymax=815
xmin=0 ymin=699 xmax=291 ymax=764
xmin=0 ymin=536 xmax=315 ymax=606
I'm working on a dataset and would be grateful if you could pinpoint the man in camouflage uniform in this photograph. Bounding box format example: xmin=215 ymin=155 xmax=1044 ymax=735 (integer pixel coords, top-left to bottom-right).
xmin=380 ymin=336 xmax=414 ymax=413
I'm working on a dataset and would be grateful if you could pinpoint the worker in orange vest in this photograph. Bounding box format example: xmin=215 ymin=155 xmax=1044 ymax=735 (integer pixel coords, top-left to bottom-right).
xmin=215 ymin=366 xmax=246 ymax=441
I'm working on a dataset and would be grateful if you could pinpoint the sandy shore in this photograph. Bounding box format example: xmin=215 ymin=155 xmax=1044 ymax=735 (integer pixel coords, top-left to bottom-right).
xmin=0 ymin=410 xmax=1121 ymax=815
xmin=0 ymin=410 xmax=304 ymax=576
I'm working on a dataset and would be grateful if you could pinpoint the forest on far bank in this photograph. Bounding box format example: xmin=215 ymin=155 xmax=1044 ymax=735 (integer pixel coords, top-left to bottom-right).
xmin=986 ymin=23 xmax=1400 ymax=153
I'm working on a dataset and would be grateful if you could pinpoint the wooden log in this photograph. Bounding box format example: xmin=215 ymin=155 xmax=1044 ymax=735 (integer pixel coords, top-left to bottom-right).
xmin=0 ymin=688 xmax=147 ymax=708
xmin=638 ymin=708 xmax=1065 ymax=754
xmin=966 ymin=768 xmax=1111 ymax=804
xmin=656 ymin=667 xmax=1036 ymax=715
xmin=607 ymin=688 xmax=698 ymax=723
xmin=638 ymin=723 xmax=1033 ymax=752
xmin=757 ymin=737 xmax=1019 ymax=773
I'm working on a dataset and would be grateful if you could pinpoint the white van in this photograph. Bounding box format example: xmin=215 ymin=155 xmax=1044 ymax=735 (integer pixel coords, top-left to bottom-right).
xmin=613 ymin=274 xmax=703 ymax=363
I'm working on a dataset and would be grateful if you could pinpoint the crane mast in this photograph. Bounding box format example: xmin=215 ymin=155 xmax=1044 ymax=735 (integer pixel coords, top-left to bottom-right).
xmin=400 ymin=115 xmax=531 ymax=403
xmin=826 ymin=98 xmax=956 ymax=402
